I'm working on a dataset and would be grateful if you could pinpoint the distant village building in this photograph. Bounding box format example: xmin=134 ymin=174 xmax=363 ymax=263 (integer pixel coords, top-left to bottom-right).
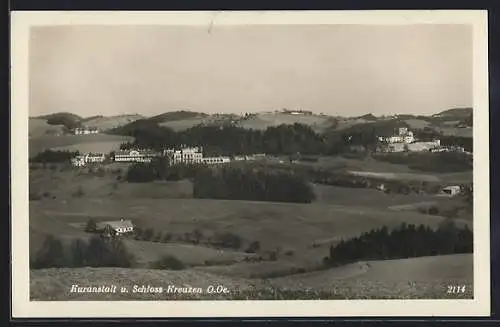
xmin=441 ymin=185 xmax=462 ymax=197
xmin=71 ymin=155 xmax=86 ymax=167
xmin=74 ymin=127 xmax=99 ymax=135
xmin=202 ymin=156 xmax=231 ymax=165
xmin=113 ymin=149 xmax=160 ymax=163
xmin=70 ymin=153 xmax=106 ymax=167
xmin=96 ymin=219 xmax=134 ymax=238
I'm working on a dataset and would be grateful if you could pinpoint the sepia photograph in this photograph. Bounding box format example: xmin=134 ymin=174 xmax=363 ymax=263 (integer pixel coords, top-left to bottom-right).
xmin=11 ymin=10 xmax=490 ymax=317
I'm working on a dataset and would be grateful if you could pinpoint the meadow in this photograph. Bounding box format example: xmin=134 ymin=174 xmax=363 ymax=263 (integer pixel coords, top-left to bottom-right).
xmin=29 ymin=134 xmax=134 ymax=157
xmin=28 ymin=151 xmax=474 ymax=300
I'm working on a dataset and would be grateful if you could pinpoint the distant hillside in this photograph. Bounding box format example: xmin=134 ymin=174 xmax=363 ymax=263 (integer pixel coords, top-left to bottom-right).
xmin=80 ymin=114 xmax=145 ymax=131
xmin=36 ymin=112 xmax=83 ymax=122
xmin=28 ymin=118 xmax=66 ymax=138
xmin=433 ymin=108 xmax=472 ymax=118
xmin=149 ymin=110 xmax=209 ymax=124
xmin=34 ymin=112 xmax=83 ymax=130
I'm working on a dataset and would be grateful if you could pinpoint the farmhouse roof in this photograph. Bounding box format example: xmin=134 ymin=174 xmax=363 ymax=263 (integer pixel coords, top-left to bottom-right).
xmin=96 ymin=219 xmax=134 ymax=230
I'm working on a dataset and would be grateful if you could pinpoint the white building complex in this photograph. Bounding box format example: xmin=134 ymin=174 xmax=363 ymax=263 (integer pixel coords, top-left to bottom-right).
xmin=113 ymin=149 xmax=160 ymax=163
xmin=378 ymin=127 xmax=442 ymax=153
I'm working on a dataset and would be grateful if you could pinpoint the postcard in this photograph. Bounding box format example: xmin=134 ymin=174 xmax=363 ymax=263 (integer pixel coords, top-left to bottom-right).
xmin=11 ymin=10 xmax=490 ymax=317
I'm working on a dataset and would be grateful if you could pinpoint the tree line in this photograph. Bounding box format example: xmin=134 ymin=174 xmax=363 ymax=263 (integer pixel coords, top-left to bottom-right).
xmin=193 ymin=166 xmax=316 ymax=203
xmin=31 ymin=234 xmax=136 ymax=269
xmin=111 ymin=119 xmax=472 ymax=158
xmin=324 ymin=220 xmax=473 ymax=267
xmin=30 ymin=149 xmax=80 ymax=163
xmin=125 ymin=158 xmax=205 ymax=182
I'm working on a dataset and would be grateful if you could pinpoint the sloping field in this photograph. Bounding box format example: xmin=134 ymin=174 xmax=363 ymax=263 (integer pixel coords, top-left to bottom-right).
xmin=29 ymin=118 xmax=65 ymax=138
xmin=30 ymin=267 xmax=255 ymax=301
xmin=437 ymin=126 xmax=473 ymax=138
xmin=81 ymin=114 xmax=144 ymax=131
xmin=237 ymin=113 xmax=335 ymax=132
xmin=269 ymin=253 xmax=473 ymax=299
xmin=313 ymin=184 xmax=449 ymax=208
xmin=29 ymin=134 xmax=134 ymax=157
xmin=159 ymin=117 xmax=207 ymax=131
xmin=347 ymin=170 xmax=441 ymax=182
xmin=405 ymin=118 xmax=430 ymax=129
xmin=51 ymin=141 xmax=129 ymax=154
xmin=29 ymin=168 xmax=192 ymax=200
xmin=30 ymin=253 xmax=472 ymax=300
xmin=33 ymin=197 xmax=470 ymax=252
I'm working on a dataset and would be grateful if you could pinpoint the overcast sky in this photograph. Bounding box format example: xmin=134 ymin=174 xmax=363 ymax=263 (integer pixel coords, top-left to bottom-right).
xmin=29 ymin=24 xmax=472 ymax=117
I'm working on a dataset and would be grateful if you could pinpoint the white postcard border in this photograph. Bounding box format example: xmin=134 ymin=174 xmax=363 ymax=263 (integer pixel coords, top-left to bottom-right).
xmin=11 ymin=10 xmax=490 ymax=318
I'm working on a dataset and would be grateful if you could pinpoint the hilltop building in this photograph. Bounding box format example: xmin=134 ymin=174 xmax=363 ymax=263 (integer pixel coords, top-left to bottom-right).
xmin=378 ymin=127 xmax=415 ymax=144
xmin=73 ymin=127 xmax=99 ymax=135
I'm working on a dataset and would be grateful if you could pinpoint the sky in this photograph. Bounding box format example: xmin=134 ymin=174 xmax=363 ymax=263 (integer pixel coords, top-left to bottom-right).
xmin=29 ymin=24 xmax=473 ymax=117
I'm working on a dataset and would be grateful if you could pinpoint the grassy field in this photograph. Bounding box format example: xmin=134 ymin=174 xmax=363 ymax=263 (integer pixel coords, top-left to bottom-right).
xmin=237 ymin=112 xmax=336 ymax=133
xmin=28 ymin=155 xmax=474 ymax=300
xmin=159 ymin=117 xmax=207 ymax=131
xmin=29 ymin=134 xmax=134 ymax=157
xmin=81 ymin=114 xmax=144 ymax=131
xmin=30 ymin=253 xmax=472 ymax=300
xmin=29 ymin=118 xmax=65 ymax=138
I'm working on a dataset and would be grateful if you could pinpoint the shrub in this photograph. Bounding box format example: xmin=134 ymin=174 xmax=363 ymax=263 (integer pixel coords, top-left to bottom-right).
xmin=142 ymin=228 xmax=154 ymax=241
xmin=72 ymin=186 xmax=85 ymax=198
xmin=85 ymin=218 xmax=97 ymax=233
xmin=161 ymin=233 xmax=173 ymax=243
xmin=211 ymin=232 xmax=243 ymax=249
xmin=192 ymin=229 xmax=203 ymax=245
xmin=150 ymin=255 xmax=185 ymax=270
xmin=428 ymin=206 xmax=440 ymax=215
xmin=85 ymin=236 xmax=136 ymax=268
xmin=245 ymin=241 xmax=261 ymax=253
xmin=31 ymin=234 xmax=67 ymax=268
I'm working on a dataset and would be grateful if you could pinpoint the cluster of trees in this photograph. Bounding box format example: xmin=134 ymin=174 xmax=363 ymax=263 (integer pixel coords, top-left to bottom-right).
xmin=30 ymin=234 xmax=136 ymax=269
xmin=125 ymin=159 xmax=204 ymax=183
xmin=44 ymin=113 xmax=82 ymax=130
xmin=193 ymin=167 xmax=316 ymax=203
xmin=324 ymin=221 xmax=473 ymax=267
xmin=30 ymin=149 xmax=79 ymax=163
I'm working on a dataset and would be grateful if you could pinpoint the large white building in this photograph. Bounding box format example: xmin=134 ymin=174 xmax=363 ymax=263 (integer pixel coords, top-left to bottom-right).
xmin=163 ymin=146 xmax=231 ymax=166
xmin=113 ymin=149 xmax=160 ymax=163
xmin=378 ymin=127 xmax=415 ymax=144
xmin=164 ymin=147 xmax=204 ymax=165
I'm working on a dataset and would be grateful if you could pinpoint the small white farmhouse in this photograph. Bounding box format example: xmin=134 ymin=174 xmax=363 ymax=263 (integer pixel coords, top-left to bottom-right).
xmin=441 ymin=185 xmax=461 ymax=196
